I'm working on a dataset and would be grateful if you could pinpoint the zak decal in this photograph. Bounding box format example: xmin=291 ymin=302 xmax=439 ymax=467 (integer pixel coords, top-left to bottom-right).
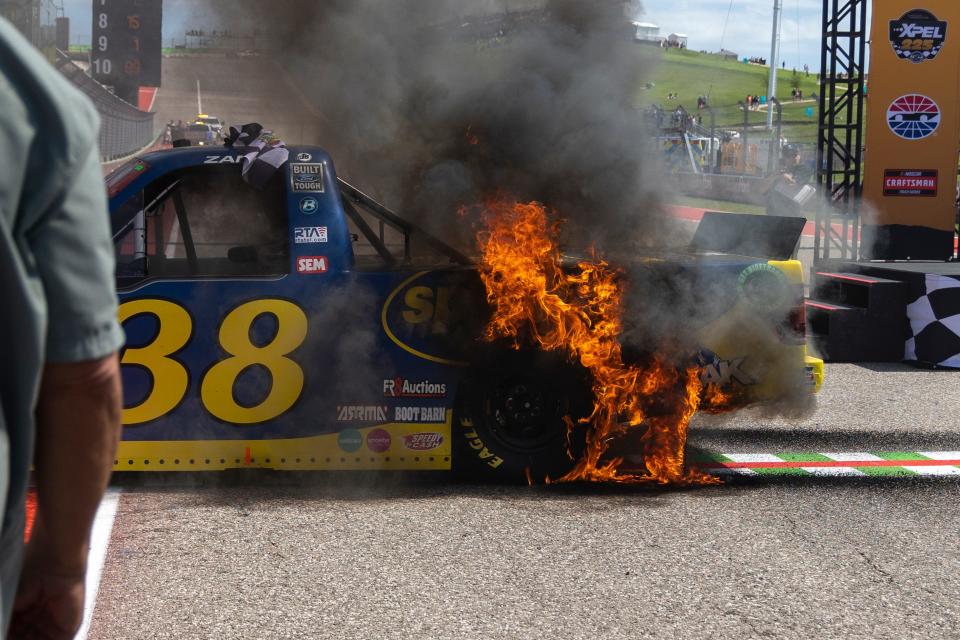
xmin=204 ymin=155 xmax=241 ymax=164
xmin=887 ymin=94 xmax=941 ymax=140
xmin=889 ymin=10 xmax=947 ymax=64
xmin=883 ymin=170 xmax=938 ymax=197
xmin=290 ymin=163 xmax=326 ymax=193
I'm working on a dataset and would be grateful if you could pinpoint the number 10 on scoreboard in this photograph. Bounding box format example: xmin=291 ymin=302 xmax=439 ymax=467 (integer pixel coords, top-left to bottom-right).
xmin=90 ymin=0 xmax=162 ymax=90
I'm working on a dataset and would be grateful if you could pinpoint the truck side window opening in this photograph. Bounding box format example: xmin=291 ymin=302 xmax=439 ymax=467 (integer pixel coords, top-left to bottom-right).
xmin=114 ymin=165 xmax=288 ymax=285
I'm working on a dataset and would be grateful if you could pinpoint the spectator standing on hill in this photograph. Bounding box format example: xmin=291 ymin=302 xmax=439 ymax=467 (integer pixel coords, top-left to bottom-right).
xmin=0 ymin=17 xmax=124 ymax=640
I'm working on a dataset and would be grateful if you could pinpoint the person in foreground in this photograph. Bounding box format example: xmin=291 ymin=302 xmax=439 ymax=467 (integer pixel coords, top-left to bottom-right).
xmin=0 ymin=18 xmax=125 ymax=640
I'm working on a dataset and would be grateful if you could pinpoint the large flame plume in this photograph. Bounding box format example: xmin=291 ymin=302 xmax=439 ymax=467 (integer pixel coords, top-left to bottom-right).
xmin=476 ymin=197 xmax=727 ymax=485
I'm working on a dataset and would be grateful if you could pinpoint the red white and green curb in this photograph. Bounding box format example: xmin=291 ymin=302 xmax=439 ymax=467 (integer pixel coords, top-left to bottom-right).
xmin=687 ymin=451 xmax=960 ymax=477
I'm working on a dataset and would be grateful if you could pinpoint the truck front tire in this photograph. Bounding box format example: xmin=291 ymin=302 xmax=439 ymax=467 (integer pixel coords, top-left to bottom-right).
xmin=452 ymin=351 xmax=593 ymax=483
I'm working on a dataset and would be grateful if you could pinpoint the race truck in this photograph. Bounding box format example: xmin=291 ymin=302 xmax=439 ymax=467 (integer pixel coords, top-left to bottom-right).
xmin=108 ymin=145 xmax=824 ymax=482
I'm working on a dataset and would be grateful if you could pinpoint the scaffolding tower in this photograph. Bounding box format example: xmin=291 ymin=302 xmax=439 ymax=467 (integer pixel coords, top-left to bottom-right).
xmin=814 ymin=0 xmax=868 ymax=265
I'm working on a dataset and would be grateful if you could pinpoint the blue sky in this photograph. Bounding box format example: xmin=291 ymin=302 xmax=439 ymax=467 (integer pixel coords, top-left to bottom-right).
xmin=63 ymin=0 xmax=825 ymax=69
xmin=641 ymin=0 xmax=824 ymax=69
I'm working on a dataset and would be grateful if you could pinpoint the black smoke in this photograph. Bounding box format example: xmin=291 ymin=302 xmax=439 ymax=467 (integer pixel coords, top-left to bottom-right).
xmin=203 ymin=0 xmax=670 ymax=253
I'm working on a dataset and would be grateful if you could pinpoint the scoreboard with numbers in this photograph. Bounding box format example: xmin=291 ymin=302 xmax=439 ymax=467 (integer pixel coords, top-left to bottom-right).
xmin=90 ymin=0 xmax=163 ymax=93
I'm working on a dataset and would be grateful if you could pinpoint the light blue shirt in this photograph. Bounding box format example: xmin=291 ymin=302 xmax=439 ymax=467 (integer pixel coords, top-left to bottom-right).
xmin=0 ymin=18 xmax=125 ymax=632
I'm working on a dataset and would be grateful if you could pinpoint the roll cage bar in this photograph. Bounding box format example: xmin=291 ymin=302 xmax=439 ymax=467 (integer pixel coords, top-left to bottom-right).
xmin=111 ymin=163 xmax=472 ymax=268
xmin=337 ymin=178 xmax=471 ymax=266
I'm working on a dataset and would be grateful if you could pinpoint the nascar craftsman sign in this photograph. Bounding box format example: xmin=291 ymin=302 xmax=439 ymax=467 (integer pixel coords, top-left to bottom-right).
xmin=883 ymin=170 xmax=938 ymax=196
xmin=889 ymin=9 xmax=948 ymax=63
xmin=863 ymin=1 xmax=960 ymax=260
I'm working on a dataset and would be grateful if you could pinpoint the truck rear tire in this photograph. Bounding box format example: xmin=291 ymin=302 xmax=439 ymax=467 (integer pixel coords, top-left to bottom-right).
xmin=452 ymin=351 xmax=593 ymax=483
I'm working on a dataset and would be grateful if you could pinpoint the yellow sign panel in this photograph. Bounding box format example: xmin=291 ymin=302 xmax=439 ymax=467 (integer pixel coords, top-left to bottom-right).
xmin=863 ymin=1 xmax=960 ymax=259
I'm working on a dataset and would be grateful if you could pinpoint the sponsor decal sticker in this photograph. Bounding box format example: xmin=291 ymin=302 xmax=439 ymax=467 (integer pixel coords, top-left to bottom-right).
xmin=886 ymin=94 xmax=941 ymax=140
xmin=296 ymin=256 xmax=328 ymax=274
xmin=736 ymin=264 xmax=791 ymax=311
xmin=338 ymin=429 xmax=363 ymax=453
xmin=204 ymin=155 xmax=241 ymax=164
xmin=698 ymin=355 xmax=757 ymax=386
xmin=366 ymin=428 xmax=392 ymax=453
xmin=461 ymin=418 xmax=504 ymax=469
xmin=299 ymin=197 xmax=319 ymax=215
xmin=404 ymin=432 xmax=445 ymax=451
xmin=294 ymin=226 xmax=328 ymax=244
xmin=383 ymin=378 xmax=447 ymax=398
xmin=296 ymin=152 xmax=313 ymax=162
xmin=883 ymin=169 xmax=938 ymax=197
xmin=291 ymin=163 xmax=326 ymax=193
xmin=394 ymin=406 xmax=447 ymax=423
xmin=889 ymin=10 xmax=947 ymax=64
xmin=337 ymin=405 xmax=388 ymax=422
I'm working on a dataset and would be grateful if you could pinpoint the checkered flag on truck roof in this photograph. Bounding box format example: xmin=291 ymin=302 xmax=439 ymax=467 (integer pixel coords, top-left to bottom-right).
xmin=224 ymin=123 xmax=290 ymax=190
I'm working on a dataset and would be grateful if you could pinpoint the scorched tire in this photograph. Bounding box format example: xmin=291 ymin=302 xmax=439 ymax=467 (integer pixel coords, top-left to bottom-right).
xmin=452 ymin=351 xmax=593 ymax=483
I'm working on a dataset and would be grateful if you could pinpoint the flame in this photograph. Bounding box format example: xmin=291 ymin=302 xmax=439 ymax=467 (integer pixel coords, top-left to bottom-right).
xmin=465 ymin=125 xmax=480 ymax=146
xmin=476 ymin=197 xmax=724 ymax=485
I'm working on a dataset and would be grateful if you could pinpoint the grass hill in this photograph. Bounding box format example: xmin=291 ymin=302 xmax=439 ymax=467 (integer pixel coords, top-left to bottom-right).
xmin=639 ymin=47 xmax=822 ymax=144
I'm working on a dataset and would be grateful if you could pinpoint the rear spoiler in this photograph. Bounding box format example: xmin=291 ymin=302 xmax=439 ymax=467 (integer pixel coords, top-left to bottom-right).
xmin=689 ymin=211 xmax=807 ymax=261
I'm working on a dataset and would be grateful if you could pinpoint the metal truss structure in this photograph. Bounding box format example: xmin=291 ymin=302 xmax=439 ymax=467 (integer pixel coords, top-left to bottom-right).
xmin=814 ymin=0 xmax=869 ymax=264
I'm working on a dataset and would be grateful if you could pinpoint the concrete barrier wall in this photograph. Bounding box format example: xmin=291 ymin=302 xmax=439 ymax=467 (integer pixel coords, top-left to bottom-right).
xmin=55 ymin=50 xmax=155 ymax=162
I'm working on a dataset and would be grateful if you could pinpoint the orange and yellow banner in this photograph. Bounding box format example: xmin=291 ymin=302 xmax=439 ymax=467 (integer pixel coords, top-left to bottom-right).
xmin=863 ymin=1 xmax=960 ymax=259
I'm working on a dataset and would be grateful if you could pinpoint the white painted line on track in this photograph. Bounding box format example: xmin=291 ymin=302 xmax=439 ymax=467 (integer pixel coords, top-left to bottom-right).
xmin=821 ymin=452 xmax=885 ymax=462
xmin=802 ymin=467 xmax=866 ymax=477
xmin=920 ymin=451 xmax=960 ymax=461
xmin=723 ymin=453 xmax=784 ymax=463
xmin=75 ymin=489 xmax=121 ymax=640
xmin=196 ymin=78 xmax=203 ymax=115
xmin=903 ymin=465 xmax=960 ymax=477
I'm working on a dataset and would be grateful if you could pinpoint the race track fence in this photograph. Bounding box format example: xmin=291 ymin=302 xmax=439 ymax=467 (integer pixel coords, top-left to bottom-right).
xmin=55 ymin=50 xmax=155 ymax=162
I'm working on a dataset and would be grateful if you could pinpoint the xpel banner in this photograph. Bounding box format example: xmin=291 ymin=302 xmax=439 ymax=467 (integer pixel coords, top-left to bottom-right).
xmin=862 ymin=1 xmax=960 ymax=259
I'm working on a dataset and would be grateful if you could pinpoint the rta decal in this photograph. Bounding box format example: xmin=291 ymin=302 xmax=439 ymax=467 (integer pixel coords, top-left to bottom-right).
xmin=294 ymin=227 xmax=328 ymax=244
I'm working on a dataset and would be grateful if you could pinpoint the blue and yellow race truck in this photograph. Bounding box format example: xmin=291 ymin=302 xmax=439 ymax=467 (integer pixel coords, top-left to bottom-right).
xmin=108 ymin=145 xmax=823 ymax=481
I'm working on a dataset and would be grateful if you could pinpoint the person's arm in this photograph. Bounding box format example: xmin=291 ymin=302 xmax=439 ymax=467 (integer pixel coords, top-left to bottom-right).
xmin=10 ymin=135 xmax=125 ymax=638
xmin=29 ymin=356 xmax=122 ymax=574
xmin=9 ymin=357 xmax=121 ymax=639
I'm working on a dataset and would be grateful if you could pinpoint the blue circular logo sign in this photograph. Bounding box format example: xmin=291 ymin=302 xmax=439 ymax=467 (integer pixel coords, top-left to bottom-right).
xmin=338 ymin=429 xmax=363 ymax=453
xmin=300 ymin=197 xmax=319 ymax=215
xmin=887 ymin=94 xmax=940 ymax=140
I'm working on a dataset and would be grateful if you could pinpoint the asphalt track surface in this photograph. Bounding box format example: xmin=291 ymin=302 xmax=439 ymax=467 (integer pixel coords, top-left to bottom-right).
xmin=87 ymin=55 xmax=960 ymax=639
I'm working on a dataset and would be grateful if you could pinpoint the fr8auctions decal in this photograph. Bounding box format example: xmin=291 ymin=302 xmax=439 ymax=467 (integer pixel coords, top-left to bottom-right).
xmin=119 ymin=299 xmax=307 ymax=425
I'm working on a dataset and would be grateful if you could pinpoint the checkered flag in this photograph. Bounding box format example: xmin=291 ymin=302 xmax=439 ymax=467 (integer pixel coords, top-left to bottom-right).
xmin=905 ymin=274 xmax=960 ymax=368
xmin=224 ymin=123 xmax=290 ymax=190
